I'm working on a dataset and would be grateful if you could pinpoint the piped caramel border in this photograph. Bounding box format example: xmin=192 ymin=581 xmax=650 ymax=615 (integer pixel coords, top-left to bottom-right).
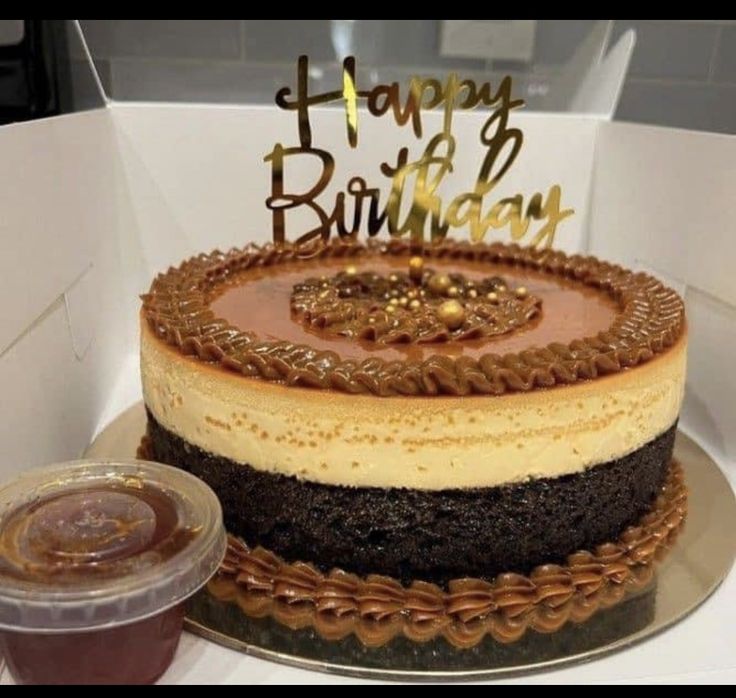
xmin=141 ymin=239 xmax=685 ymax=397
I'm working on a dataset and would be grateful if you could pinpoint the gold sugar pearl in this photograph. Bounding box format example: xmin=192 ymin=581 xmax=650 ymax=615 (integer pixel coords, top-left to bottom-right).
xmin=368 ymin=317 xmax=376 ymax=324
xmin=408 ymin=256 xmax=424 ymax=284
xmin=428 ymin=273 xmax=451 ymax=294
xmin=344 ymin=265 xmax=357 ymax=276
xmin=497 ymin=284 xmax=507 ymax=293
xmin=486 ymin=292 xmax=499 ymax=303
xmin=389 ymin=297 xmax=400 ymax=306
xmin=515 ymin=286 xmax=528 ymax=299
xmin=398 ymin=296 xmax=409 ymax=307
xmin=438 ymin=300 xmax=466 ymax=330
xmin=388 ymin=273 xmax=399 ymax=283
xmin=407 ymin=289 xmax=418 ymax=299
xmin=447 ymin=286 xmax=459 ymax=298
xmin=409 ymin=299 xmax=421 ymax=310
xmin=468 ymin=289 xmax=478 ymax=299
xmin=385 ymin=305 xmax=396 ymax=314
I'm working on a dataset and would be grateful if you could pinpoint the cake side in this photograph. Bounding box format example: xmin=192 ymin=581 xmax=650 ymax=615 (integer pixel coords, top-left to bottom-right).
xmin=146 ymin=410 xmax=676 ymax=584
xmin=139 ymin=240 xmax=687 ymax=586
xmin=141 ymin=320 xmax=686 ymax=490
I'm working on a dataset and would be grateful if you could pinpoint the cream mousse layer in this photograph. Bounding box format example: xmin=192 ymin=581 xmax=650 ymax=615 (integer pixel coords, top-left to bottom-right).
xmin=141 ymin=322 xmax=686 ymax=490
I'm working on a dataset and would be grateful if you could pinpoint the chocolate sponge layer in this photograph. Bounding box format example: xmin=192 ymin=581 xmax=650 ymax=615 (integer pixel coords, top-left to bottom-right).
xmin=146 ymin=409 xmax=676 ymax=586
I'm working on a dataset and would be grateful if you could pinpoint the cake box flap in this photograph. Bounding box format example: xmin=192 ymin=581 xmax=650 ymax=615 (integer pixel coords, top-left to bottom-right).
xmin=590 ymin=120 xmax=735 ymax=306
xmin=591 ymin=119 xmax=736 ymax=464
xmin=0 ymin=111 xmax=113 ymax=356
xmin=0 ymin=107 xmax=139 ymax=470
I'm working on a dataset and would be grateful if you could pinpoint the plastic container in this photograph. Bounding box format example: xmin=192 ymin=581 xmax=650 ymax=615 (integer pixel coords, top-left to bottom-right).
xmin=0 ymin=459 xmax=227 ymax=685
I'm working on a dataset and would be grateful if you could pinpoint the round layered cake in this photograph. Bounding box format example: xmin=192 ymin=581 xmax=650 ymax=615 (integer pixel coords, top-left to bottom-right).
xmin=140 ymin=240 xmax=686 ymax=586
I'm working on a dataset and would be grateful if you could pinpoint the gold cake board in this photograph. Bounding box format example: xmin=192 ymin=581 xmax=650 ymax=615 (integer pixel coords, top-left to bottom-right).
xmin=86 ymin=402 xmax=736 ymax=681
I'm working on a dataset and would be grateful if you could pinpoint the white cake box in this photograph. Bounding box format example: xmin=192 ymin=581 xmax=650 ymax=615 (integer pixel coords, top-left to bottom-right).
xmin=0 ymin=22 xmax=734 ymax=685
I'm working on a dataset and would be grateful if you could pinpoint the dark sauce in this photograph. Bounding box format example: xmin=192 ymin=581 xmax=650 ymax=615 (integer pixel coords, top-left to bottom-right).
xmin=0 ymin=604 xmax=185 ymax=685
xmin=0 ymin=482 xmax=192 ymax=585
xmin=0 ymin=482 xmax=196 ymax=684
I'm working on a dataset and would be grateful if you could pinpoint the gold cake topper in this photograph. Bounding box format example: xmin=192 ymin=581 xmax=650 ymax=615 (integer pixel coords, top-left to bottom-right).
xmin=265 ymin=55 xmax=574 ymax=250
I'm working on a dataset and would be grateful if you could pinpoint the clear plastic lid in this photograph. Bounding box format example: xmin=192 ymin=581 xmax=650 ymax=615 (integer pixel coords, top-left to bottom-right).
xmin=0 ymin=459 xmax=226 ymax=633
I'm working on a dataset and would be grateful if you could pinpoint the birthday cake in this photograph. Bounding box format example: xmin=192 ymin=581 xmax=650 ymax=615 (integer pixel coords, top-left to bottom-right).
xmin=140 ymin=239 xmax=687 ymax=590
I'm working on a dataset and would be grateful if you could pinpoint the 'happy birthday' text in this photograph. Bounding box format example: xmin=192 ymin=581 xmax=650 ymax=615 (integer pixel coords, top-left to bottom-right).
xmin=265 ymin=56 xmax=573 ymax=249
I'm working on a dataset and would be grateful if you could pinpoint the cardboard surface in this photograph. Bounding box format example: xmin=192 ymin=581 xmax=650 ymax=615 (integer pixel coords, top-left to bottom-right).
xmin=0 ymin=298 xmax=96 ymax=478
xmin=590 ymin=120 xmax=735 ymax=306
xmin=0 ymin=111 xmax=116 ymax=354
xmin=0 ymin=109 xmax=140 ymax=473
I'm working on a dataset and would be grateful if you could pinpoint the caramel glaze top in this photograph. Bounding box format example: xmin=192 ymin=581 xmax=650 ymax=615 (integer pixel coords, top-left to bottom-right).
xmin=140 ymin=239 xmax=685 ymax=397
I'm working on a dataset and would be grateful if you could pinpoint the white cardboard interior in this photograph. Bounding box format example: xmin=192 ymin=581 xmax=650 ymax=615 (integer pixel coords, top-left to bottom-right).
xmin=0 ymin=100 xmax=734 ymax=484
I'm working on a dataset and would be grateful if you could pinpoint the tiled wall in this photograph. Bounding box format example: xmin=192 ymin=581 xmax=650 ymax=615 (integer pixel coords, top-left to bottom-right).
xmin=79 ymin=20 xmax=736 ymax=134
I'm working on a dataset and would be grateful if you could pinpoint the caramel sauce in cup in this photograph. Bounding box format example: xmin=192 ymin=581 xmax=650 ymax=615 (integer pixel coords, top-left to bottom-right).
xmin=0 ymin=460 xmax=226 ymax=685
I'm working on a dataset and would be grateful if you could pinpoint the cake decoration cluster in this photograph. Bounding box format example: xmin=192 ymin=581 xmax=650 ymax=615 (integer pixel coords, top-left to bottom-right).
xmin=291 ymin=255 xmax=542 ymax=344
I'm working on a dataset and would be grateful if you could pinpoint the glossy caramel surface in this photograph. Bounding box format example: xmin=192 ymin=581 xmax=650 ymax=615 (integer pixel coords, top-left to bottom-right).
xmin=211 ymin=256 xmax=619 ymax=361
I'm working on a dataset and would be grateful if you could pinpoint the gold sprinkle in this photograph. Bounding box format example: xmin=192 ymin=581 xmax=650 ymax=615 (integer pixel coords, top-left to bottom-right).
xmin=486 ymin=292 xmax=498 ymax=303
xmin=368 ymin=317 xmax=376 ymax=324
xmin=447 ymin=285 xmax=459 ymax=298
xmin=389 ymin=297 xmax=400 ymax=306
xmin=428 ymin=273 xmax=451 ymax=294
xmin=468 ymin=289 xmax=478 ymax=298
xmin=319 ymin=290 xmax=330 ymax=299
xmin=385 ymin=305 xmax=396 ymax=314
xmin=497 ymin=284 xmax=507 ymax=292
xmin=438 ymin=300 xmax=466 ymax=330
xmin=407 ymin=289 xmax=418 ymax=299
xmin=345 ymin=264 xmax=357 ymax=276
xmin=515 ymin=286 xmax=528 ymax=299
xmin=388 ymin=273 xmax=399 ymax=283
xmin=409 ymin=299 xmax=421 ymax=310
xmin=398 ymin=296 xmax=409 ymax=307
